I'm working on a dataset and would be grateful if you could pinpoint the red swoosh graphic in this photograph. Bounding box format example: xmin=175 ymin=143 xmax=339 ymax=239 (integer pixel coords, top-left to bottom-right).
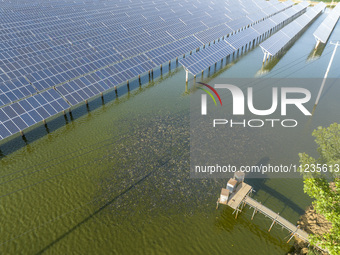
xmin=197 ymin=82 xmax=222 ymax=106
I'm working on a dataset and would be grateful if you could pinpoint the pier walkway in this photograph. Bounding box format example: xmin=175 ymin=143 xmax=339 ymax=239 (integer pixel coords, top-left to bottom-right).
xmin=217 ymin=179 xmax=327 ymax=253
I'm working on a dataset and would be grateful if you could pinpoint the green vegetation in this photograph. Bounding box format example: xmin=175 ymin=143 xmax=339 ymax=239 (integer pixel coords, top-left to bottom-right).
xmin=307 ymin=249 xmax=321 ymax=255
xmin=299 ymin=123 xmax=340 ymax=254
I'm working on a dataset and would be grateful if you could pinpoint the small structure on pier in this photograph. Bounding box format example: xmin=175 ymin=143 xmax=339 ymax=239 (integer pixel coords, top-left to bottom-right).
xmin=216 ymin=172 xmax=252 ymax=218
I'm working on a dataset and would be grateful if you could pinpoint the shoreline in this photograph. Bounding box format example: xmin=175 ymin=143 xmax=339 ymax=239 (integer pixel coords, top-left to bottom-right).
xmin=288 ymin=205 xmax=332 ymax=255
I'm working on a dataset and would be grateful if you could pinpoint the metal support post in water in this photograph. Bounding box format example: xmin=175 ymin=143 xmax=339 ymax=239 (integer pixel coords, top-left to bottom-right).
xmin=114 ymin=85 xmax=118 ymax=96
xmin=314 ymin=41 xmax=339 ymax=107
xmin=185 ymin=70 xmax=189 ymax=83
xmin=127 ymin=80 xmax=129 ymax=91
xmin=169 ymin=60 xmax=171 ymax=70
xmin=160 ymin=64 xmax=162 ymax=74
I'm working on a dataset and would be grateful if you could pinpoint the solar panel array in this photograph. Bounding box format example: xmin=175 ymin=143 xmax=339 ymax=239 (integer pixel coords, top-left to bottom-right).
xmin=313 ymin=3 xmax=340 ymax=43
xmin=180 ymin=2 xmax=307 ymax=75
xmin=179 ymin=41 xmax=235 ymax=75
xmin=0 ymin=0 xmax=297 ymax=141
xmin=260 ymin=2 xmax=326 ymax=56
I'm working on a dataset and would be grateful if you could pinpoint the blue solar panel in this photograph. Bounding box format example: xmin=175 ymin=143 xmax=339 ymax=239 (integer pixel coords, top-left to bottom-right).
xmin=260 ymin=2 xmax=326 ymax=56
xmin=145 ymin=36 xmax=202 ymax=65
xmin=56 ymin=55 xmax=156 ymax=106
xmin=180 ymin=1 xmax=308 ymax=75
xmin=0 ymin=0 xmax=306 ymax=141
xmin=179 ymin=41 xmax=234 ymax=75
xmin=0 ymin=88 xmax=69 ymax=140
xmin=0 ymin=77 xmax=36 ymax=107
xmin=314 ymin=3 xmax=340 ymax=43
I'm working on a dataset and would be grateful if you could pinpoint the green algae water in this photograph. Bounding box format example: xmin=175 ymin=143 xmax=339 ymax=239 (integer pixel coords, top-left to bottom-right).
xmin=1 ymin=13 xmax=339 ymax=255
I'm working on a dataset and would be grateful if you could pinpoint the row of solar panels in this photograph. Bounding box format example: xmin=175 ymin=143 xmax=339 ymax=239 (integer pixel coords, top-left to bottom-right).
xmin=0 ymin=0 xmax=290 ymax=65
xmin=0 ymin=2 xmax=290 ymax=60
xmin=313 ymin=3 xmax=340 ymax=43
xmin=179 ymin=2 xmax=308 ymax=75
xmin=260 ymin=2 xmax=326 ymax=56
xmin=0 ymin=0 xmax=292 ymax=107
xmin=0 ymin=54 xmax=155 ymax=139
xmin=0 ymin=0 xmax=295 ymax=140
xmin=0 ymin=0 xmax=284 ymax=42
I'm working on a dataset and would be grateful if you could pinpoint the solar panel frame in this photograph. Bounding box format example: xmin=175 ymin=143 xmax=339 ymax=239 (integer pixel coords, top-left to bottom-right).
xmin=313 ymin=3 xmax=340 ymax=43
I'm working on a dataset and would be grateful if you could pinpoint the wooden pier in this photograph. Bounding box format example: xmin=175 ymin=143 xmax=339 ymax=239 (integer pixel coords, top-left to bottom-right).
xmin=244 ymin=196 xmax=309 ymax=243
xmin=217 ymin=176 xmax=328 ymax=253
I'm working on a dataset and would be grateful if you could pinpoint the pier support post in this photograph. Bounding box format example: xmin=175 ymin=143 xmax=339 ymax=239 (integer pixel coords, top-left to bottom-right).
xmin=287 ymin=226 xmax=300 ymax=243
xmin=127 ymin=80 xmax=129 ymax=91
xmin=114 ymin=85 xmax=118 ymax=97
xmin=160 ymin=64 xmax=162 ymax=74
xmin=185 ymin=70 xmax=188 ymax=83
xmin=251 ymin=206 xmax=257 ymax=220
xmin=315 ymin=40 xmax=320 ymax=49
xmin=269 ymin=214 xmax=279 ymax=232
